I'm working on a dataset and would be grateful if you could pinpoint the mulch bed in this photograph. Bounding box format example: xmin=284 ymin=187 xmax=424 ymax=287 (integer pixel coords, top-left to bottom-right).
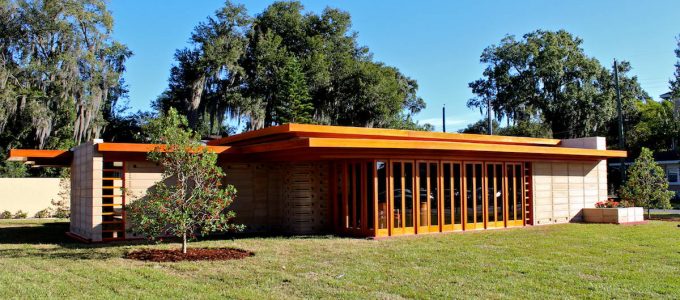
xmin=126 ymin=248 xmax=254 ymax=262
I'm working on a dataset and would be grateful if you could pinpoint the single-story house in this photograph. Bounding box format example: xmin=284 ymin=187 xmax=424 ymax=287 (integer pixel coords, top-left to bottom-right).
xmin=8 ymin=124 xmax=626 ymax=242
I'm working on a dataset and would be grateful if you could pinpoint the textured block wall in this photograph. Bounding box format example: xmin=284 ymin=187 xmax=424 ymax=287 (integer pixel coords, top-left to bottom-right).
xmin=223 ymin=162 xmax=330 ymax=235
xmin=532 ymin=160 xmax=608 ymax=225
xmin=123 ymin=161 xmax=163 ymax=238
xmin=69 ymin=141 xmax=103 ymax=241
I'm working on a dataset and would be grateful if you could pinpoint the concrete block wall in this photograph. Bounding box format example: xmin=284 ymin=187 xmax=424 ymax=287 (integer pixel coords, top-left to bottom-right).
xmin=223 ymin=162 xmax=330 ymax=235
xmin=123 ymin=161 xmax=163 ymax=238
xmin=532 ymin=136 xmax=609 ymax=225
xmin=532 ymin=161 xmax=608 ymax=224
xmin=69 ymin=141 xmax=103 ymax=241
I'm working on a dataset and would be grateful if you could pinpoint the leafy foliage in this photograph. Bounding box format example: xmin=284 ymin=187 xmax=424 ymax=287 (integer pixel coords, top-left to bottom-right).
xmin=0 ymin=0 xmax=131 ymax=175
xmin=670 ymin=35 xmax=680 ymax=98
xmin=619 ymin=148 xmax=673 ymax=211
xmin=34 ymin=208 xmax=51 ymax=218
xmin=12 ymin=210 xmax=27 ymax=219
xmin=50 ymin=169 xmax=70 ymax=219
xmin=459 ymin=118 xmax=551 ymax=138
xmin=467 ymin=30 xmax=647 ymax=140
xmin=155 ymin=1 xmax=429 ymax=135
xmin=126 ymin=108 xmax=242 ymax=253
xmin=627 ymin=99 xmax=679 ymax=155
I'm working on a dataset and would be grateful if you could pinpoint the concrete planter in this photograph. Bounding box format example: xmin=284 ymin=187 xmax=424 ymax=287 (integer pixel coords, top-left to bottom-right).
xmin=582 ymin=207 xmax=645 ymax=224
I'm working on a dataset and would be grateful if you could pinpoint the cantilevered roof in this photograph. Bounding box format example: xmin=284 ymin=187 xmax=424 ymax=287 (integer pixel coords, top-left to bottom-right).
xmin=7 ymin=124 xmax=627 ymax=166
xmin=208 ymin=123 xmax=562 ymax=147
xmin=7 ymin=149 xmax=73 ymax=167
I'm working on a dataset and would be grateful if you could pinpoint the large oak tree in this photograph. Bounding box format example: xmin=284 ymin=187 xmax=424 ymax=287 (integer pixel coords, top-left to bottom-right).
xmin=155 ymin=1 xmax=428 ymax=136
xmin=467 ymin=30 xmax=647 ymax=141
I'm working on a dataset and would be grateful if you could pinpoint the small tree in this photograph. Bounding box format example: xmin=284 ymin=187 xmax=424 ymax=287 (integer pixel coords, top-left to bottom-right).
xmin=619 ymin=148 xmax=673 ymax=218
xmin=127 ymin=108 xmax=242 ymax=253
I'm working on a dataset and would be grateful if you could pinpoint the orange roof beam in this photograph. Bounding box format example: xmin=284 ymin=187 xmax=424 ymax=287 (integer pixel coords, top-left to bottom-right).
xmin=96 ymin=143 xmax=232 ymax=154
xmin=207 ymin=123 xmax=563 ymax=147
xmin=236 ymin=137 xmax=626 ymax=159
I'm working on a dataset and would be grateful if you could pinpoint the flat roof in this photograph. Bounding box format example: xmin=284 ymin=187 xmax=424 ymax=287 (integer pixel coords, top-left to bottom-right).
xmin=207 ymin=123 xmax=563 ymax=147
xmin=7 ymin=124 xmax=627 ymax=165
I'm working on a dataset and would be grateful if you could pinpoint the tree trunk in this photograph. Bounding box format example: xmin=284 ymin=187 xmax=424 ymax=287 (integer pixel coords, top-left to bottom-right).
xmin=182 ymin=233 xmax=187 ymax=254
xmin=647 ymin=207 xmax=651 ymax=220
xmin=188 ymin=75 xmax=207 ymax=129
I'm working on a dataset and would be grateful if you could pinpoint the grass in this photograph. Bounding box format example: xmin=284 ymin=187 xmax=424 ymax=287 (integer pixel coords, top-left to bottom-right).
xmin=1 ymin=220 xmax=679 ymax=299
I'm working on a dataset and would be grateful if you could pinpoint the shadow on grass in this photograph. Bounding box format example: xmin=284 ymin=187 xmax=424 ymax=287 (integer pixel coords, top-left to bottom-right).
xmin=0 ymin=221 xmax=154 ymax=260
xmin=0 ymin=221 xmax=344 ymax=260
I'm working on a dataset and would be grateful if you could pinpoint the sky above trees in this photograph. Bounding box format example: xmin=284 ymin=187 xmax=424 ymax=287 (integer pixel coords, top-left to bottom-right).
xmin=109 ymin=0 xmax=680 ymax=131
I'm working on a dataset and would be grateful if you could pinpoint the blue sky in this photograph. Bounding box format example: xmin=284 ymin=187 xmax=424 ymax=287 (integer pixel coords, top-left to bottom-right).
xmin=109 ymin=0 xmax=680 ymax=131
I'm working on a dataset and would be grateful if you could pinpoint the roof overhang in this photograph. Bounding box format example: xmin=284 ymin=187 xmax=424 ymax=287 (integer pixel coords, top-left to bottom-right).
xmin=208 ymin=123 xmax=562 ymax=147
xmin=7 ymin=149 xmax=73 ymax=167
xmin=7 ymin=124 xmax=627 ymax=166
xmin=96 ymin=143 xmax=231 ymax=154
xmin=232 ymin=137 xmax=626 ymax=161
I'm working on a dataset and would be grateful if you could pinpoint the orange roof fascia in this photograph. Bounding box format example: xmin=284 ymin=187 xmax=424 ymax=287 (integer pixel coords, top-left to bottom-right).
xmin=238 ymin=137 xmax=626 ymax=158
xmin=7 ymin=149 xmax=72 ymax=161
xmin=207 ymin=123 xmax=562 ymax=147
xmin=306 ymin=138 xmax=627 ymax=158
xmin=207 ymin=124 xmax=293 ymax=146
xmin=97 ymin=143 xmax=231 ymax=154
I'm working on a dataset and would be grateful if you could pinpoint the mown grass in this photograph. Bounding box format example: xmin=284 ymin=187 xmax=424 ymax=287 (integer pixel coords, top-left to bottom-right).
xmin=1 ymin=219 xmax=679 ymax=299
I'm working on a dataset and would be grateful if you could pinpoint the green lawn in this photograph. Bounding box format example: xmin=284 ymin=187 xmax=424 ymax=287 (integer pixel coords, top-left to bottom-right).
xmin=1 ymin=220 xmax=679 ymax=299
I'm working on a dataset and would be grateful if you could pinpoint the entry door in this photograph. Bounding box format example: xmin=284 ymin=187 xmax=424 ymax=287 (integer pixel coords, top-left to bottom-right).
xmin=505 ymin=163 xmax=525 ymax=227
xmin=485 ymin=163 xmax=505 ymax=228
xmin=417 ymin=161 xmax=440 ymax=233
xmin=391 ymin=161 xmax=415 ymax=235
xmin=441 ymin=161 xmax=463 ymax=231
xmin=464 ymin=162 xmax=484 ymax=230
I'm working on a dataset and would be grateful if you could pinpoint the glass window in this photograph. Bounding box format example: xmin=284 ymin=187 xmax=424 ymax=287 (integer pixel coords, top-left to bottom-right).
xmin=377 ymin=161 xmax=387 ymax=229
xmin=367 ymin=162 xmax=374 ymax=230
xmin=393 ymin=162 xmax=403 ymax=229
xmin=454 ymin=164 xmax=462 ymax=225
xmin=336 ymin=163 xmax=344 ymax=229
xmin=466 ymin=164 xmax=474 ymax=224
xmin=443 ymin=163 xmax=452 ymax=225
xmin=668 ymin=167 xmax=678 ymax=183
xmin=515 ymin=165 xmax=523 ymax=222
xmin=404 ymin=162 xmax=414 ymax=228
xmin=418 ymin=163 xmax=428 ymax=227
xmin=347 ymin=163 xmax=353 ymax=229
xmin=475 ymin=164 xmax=483 ymax=223
xmin=487 ymin=164 xmax=496 ymax=224
xmin=507 ymin=165 xmax=515 ymax=222
xmin=430 ymin=163 xmax=438 ymax=226
xmin=354 ymin=163 xmax=361 ymax=229
xmin=496 ymin=164 xmax=504 ymax=222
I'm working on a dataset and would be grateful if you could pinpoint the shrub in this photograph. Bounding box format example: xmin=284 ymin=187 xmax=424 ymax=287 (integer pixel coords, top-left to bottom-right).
xmin=595 ymin=199 xmax=620 ymax=208
xmin=34 ymin=209 xmax=52 ymax=218
xmin=50 ymin=169 xmax=70 ymax=219
xmin=619 ymin=148 xmax=674 ymax=218
xmin=13 ymin=210 xmax=27 ymax=219
xmin=0 ymin=210 xmax=12 ymax=219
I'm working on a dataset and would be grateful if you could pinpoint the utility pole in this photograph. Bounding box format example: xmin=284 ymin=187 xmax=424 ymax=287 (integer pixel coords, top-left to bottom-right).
xmin=442 ymin=105 xmax=446 ymax=132
xmin=614 ymin=59 xmax=627 ymax=181
xmin=487 ymin=98 xmax=493 ymax=135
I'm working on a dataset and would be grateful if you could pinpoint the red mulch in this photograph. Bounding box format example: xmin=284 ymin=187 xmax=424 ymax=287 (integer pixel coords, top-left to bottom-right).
xmin=126 ymin=248 xmax=254 ymax=262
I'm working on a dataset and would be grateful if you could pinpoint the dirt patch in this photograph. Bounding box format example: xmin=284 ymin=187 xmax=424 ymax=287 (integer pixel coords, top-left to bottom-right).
xmin=126 ymin=248 xmax=254 ymax=262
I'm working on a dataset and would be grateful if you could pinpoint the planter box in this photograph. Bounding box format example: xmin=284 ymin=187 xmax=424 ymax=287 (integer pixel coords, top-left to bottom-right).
xmin=582 ymin=207 xmax=645 ymax=224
